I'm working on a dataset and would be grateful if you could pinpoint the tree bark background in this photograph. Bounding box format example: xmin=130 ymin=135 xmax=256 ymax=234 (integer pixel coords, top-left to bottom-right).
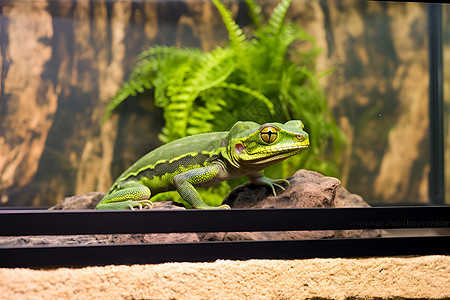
xmin=0 ymin=0 xmax=436 ymax=206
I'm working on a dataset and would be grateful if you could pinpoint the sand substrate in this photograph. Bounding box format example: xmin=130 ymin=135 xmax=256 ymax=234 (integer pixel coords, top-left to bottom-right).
xmin=1 ymin=255 xmax=449 ymax=299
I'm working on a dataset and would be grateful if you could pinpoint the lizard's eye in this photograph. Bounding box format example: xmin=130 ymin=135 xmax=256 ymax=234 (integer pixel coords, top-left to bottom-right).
xmin=260 ymin=126 xmax=278 ymax=144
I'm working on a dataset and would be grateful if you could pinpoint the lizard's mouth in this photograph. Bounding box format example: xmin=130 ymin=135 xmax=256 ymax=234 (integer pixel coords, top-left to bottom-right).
xmin=248 ymin=139 xmax=310 ymax=155
xmin=258 ymin=143 xmax=309 ymax=153
xmin=237 ymin=142 xmax=309 ymax=166
xmin=235 ymin=141 xmax=309 ymax=155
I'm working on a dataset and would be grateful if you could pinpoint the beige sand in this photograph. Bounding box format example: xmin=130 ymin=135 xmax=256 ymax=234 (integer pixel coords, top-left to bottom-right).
xmin=1 ymin=256 xmax=449 ymax=299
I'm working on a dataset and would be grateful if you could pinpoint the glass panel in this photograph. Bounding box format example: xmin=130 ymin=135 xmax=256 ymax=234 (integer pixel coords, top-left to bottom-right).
xmin=321 ymin=1 xmax=430 ymax=204
xmin=0 ymin=0 xmax=435 ymax=207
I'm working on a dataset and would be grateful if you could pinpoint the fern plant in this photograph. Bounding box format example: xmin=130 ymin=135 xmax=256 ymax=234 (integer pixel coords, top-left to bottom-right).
xmin=105 ymin=0 xmax=346 ymax=206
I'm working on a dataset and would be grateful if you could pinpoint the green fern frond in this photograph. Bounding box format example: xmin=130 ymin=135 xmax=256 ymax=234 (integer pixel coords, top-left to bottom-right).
xmin=212 ymin=0 xmax=246 ymax=50
xmin=190 ymin=47 xmax=235 ymax=92
xmin=162 ymin=86 xmax=196 ymax=140
xmin=104 ymin=74 xmax=153 ymax=121
xmin=187 ymin=96 xmax=227 ymax=135
xmin=212 ymin=0 xmax=253 ymax=81
xmin=271 ymin=24 xmax=316 ymax=75
xmin=138 ymin=45 xmax=202 ymax=62
xmin=167 ymin=49 xmax=233 ymax=139
xmin=268 ymin=0 xmax=292 ymax=34
xmin=104 ymin=46 xmax=202 ymax=122
xmin=158 ymin=46 xmax=236 ymax=142
xmin=218 ymin=82 xmax=274 ymax=114
xmin=244 ymin=0 xmax=262 ymax=28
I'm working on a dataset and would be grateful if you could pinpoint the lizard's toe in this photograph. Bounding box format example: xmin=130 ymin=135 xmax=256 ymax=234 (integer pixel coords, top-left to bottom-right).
xmin=128 ymin=200 xmax=154 ymax=210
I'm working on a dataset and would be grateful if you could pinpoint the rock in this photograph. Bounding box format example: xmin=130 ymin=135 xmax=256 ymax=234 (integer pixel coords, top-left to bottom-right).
xmin=200 ymin=170 xmax=339 ymax=241
xmin=200 ymin=169 xmax=382 ymax=241
xmin=0 ymin=232 xmax=199 ymax=247
xmin=49 ymin=192 xmax=106 ymax=210
xmin=14 ymin=192 xmax=200 ymax=246
xmin=335 ymin=186 xmax=371 ymax=208
xmin=334 ymin=186 xmax=384 ymax=238
xmin=0 ymin=235 xmax=100 ymax=247
xmin=224 ymin=169 xmax=340 ymax=209
xmin=94 ymin=233 xmax=199 ymax=244
xmin=91 ymin=201 xmax=200 ymax=244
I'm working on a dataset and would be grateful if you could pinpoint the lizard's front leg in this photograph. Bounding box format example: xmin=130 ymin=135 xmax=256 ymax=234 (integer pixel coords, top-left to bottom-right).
xmin=247 ymin=171 xmax=290 ymax=196
xmin=96 ymin=181 xmax=153 ymax=210
xmin=173 ymin=165 xmax=230 ymax=209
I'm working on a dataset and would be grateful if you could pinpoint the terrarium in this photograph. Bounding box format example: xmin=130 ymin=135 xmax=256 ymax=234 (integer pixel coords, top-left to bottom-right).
xmin=0 ymin=0 xmax=449 ymax=299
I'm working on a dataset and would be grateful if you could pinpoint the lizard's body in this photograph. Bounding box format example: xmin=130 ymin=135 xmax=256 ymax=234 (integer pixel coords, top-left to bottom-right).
xmin=96 ymin=120 xmax=309 ymax=210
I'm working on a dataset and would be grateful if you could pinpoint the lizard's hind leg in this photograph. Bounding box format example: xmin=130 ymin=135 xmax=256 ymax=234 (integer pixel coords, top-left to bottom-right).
xmin=96 ymin=181 xmax=153 ymax=210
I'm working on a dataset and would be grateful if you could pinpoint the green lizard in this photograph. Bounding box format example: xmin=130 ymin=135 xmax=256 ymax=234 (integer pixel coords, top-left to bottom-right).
xmin=96 ymin=120 xmax=309 ymax=210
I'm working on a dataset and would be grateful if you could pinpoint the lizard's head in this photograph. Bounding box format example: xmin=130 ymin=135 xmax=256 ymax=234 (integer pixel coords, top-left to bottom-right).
xmin=225 ymin=120 xmax=309 ymax=168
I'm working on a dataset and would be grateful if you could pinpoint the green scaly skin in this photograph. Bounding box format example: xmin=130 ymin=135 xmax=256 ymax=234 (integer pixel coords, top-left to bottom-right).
xmin=96 ymin=120 xmax=309 ymax=210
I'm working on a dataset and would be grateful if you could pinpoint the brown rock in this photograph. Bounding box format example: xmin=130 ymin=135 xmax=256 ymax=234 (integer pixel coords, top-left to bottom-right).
xmin=91 ymin=199 xmax=200 ymax=244
xmin=335 ymin=185 xmax=371 ymax=208
xmin=0 ymin=235 xmax=100 ymax=247
xmin=334 ymin=186 xmax=383 ymax=238
xmin=201 ymin=169 xmax=340 ymax=241
xmin=12 ymin=192 xmax=200 ymax=246
xmin=94 ymin=233 xmax=199 ymax=244
xmin=224 ymin=169 xmax=340 ymax=209
xmin=49 ymin=192 xmax=106 ymax=210
xmin=201 ymin=169 xmax=382 ymax=241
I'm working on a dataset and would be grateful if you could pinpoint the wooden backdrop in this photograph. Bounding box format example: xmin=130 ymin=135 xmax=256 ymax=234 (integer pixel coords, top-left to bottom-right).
xmin=0 ymin=0 xmax=437 ymax=206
